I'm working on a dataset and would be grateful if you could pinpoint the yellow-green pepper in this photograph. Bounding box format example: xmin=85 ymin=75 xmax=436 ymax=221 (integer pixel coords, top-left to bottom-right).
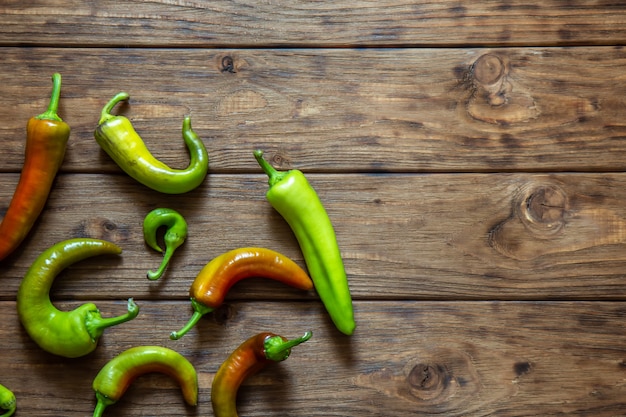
xmin=94 ymin=92 xmax=209 ymax=194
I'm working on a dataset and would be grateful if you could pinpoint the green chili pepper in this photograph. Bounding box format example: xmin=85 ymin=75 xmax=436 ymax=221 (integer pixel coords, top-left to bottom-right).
xmin=92 ymin=345 xmax=198 ymax=417
xmin=143 ymin=208 xmax=188 ymax=280
xmin=0 ymin=383 xmax=16 ymax=417
xmin=254 ymin=150 xmax=355 ymax=335
xmin=94 ymin=92 xmax=209 ymax=194
xmin=211 ymin=331 xmax=311 ymax=417
xmin=17 ymin=238 xmax=140 ymax=358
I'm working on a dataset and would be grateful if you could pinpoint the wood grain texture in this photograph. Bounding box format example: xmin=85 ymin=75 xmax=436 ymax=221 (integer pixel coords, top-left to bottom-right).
xmin=3 ymin=1 xmax=626 ymax=416
xmin=1 ymin=300 xmax=626 ymax=416
xmin=0 ymin=1 xmax=625 ymax=47
xmin=1 ymin=47 xmax=626 ymax=173
xmin=3 ymin=173 xmax=626 ymax=301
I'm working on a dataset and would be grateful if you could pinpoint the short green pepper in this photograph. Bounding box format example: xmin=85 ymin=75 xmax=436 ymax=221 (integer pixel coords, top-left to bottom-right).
xmin=143 ymin=208 xmax=188 ymax=280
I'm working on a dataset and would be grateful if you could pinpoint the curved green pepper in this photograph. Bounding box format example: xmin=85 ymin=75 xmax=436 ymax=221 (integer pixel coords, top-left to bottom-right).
xmin=254 ymin=150 xmax=355 ymax=335
xmin=17 ymin=238 xmax=140 ymax=358
xmin=143 ymin=208 xmax=188 ymax=280
xmin=0 ymin=383 xmax=16 ymax=417
xmin=94 ymin=92 xmax=209 ymax=194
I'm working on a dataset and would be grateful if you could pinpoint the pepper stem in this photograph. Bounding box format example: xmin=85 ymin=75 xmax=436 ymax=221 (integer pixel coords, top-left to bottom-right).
xmin=170 ymin=298 xmax=214 ymax=340
xmin=253 ymin=150 xmax=289 ymax=187
xmin=147 ymin=244 xmax=175 ymax=280
xmin=85 ymin=298 xmax=140 ymax=341
xmin=264 ymin=331 xmax=312 ymax=362
xmin=98 ymin=92 xmax=130 ymax=125
xmin=93 ymin=392 xmax=115 ymax=417
xmin=36 ymin=73 xmax=63 ymax=122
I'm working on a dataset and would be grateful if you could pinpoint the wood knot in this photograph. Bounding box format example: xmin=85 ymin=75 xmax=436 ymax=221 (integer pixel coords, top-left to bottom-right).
xmin=517 ymin=184 xmax=568 ymax=237
xmin=465 ymin=53 xmax=539 ymax=124
xmin=73 ymin=217 xmax=130 ymax=242
xmin=407 ymin=363 xmax=449 ymax=401
xmin=473 ymin=54 xmax=505 ymax=87
xmin=270 ymin=151 xmax=292 ymax=169
xmin=212 ymin=304 xmax=237 ymax=324
xmin=220 ymin=55 xmax=236 ymax=73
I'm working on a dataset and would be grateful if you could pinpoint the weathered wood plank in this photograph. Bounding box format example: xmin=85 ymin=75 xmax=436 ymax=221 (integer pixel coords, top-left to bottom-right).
xmin=1 ymin=1 xmax=625 ymax=47
xmin=1 ymin=47 xmax=625 ymax=173
xmin=3 ymin=173 xmax=626 ymax=301
xmin=1 ymin=300 xmax=625 ymax=416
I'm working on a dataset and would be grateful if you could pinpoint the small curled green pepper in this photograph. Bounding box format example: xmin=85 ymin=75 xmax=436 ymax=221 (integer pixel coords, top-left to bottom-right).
xmin=17 ymin=238 xmax=140 ymax=358
xmin=94 ymin=92 xmax=209 ymax=194
xmin=143 ymin=208 xmax=188 ymax=280
xmin=92 ymin=345 xmax=198 ymax=417
xmin=0 ymin=383 xmax=16 ymax=417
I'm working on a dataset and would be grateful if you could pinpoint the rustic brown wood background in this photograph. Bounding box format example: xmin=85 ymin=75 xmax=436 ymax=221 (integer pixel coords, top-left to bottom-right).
xmin=2 ymin=1 xmax=626 ymax=416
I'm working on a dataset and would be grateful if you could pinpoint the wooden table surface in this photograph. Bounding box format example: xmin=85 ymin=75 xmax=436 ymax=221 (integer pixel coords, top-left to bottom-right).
xmin=2 ymin=2 xmax=626 ymax=416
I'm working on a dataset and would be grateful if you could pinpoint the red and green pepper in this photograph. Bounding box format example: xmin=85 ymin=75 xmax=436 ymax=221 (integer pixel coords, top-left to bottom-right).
xmin=171 ymin=247 xmax=313 ymax=340
xmin=0 ymin=73 xmax=70 ymax=261
xmin=211 ymin=331 xmax=312 ymax=417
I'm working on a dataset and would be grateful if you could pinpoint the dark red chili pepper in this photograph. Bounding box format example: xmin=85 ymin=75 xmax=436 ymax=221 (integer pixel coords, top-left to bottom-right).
xmin=170 ymin=247 xmax=313 ymax=340
xmin=0 ymin=73 xmax=70 ymax=261
xmin=211 ymin=331 xmax=312 ymax=417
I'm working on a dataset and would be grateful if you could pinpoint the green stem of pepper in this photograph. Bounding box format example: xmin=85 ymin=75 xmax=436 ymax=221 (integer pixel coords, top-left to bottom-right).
xmin=85 ymin=298 xmax=139 ymax=342
xmin=98 ymin=92 xmax=130 ymax=125
xmin=253 ymin=149 xmax=287 ymax=187
xmin=264 ymin=331 xmax=312 ymax=362
xmin=170 ymin=298 xmax=214 ymax=340
xmin=35 ymin=73 xmax=63 ymax=122
xmin=92 ymin=392 xmax=113 ymax=417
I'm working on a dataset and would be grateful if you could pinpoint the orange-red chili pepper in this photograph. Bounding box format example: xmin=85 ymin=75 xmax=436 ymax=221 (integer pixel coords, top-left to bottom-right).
xmin=211 ymin=331 xmax=312 ymax=417
xmin=170 ymin=248 xmax=313 ymax=340
xmin=0 ymin=73 xmax=70 ymax=261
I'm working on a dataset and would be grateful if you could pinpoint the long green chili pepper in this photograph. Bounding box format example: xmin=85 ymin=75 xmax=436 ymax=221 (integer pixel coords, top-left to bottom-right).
xmin=17 ymin=238 xmax=140 ymax=358
xmin=94 ymin=92 xmax=209 ymax=194
xmin=254 ymin=150 xmax=355 ymax=335
xmin=211 ymin=331 xmax=312 ymax=417
xmin=92 ymin=345 xmax=198 ymax=417
xmin=143 ymin=208 xmax=188 ymax=280
xmin=0 ymin=383 xmax=16 ymax=417
xmin=0 ymin=73 xmax=70 ymax=261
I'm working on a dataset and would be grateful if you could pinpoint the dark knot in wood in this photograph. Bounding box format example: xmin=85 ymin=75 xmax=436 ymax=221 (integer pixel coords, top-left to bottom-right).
xmin=213 ymin=304 xmax=236 ymax=324
xmin=518 ymin=184 xmax=567 ymax=236
xmin=472 ymin=54 xmax=505 ymax=87
xmin=220 ymin=55 xmax=236 ymax=73
xmin=73 ymin=217 xmax=130 ymax=241
xmin=407 ymin=363 xmax=449 ymax=401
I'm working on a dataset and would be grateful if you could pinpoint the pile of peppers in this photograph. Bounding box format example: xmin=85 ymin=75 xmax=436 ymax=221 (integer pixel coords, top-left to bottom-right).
xmin=1 ymin=73 xmax=356 ymax=416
